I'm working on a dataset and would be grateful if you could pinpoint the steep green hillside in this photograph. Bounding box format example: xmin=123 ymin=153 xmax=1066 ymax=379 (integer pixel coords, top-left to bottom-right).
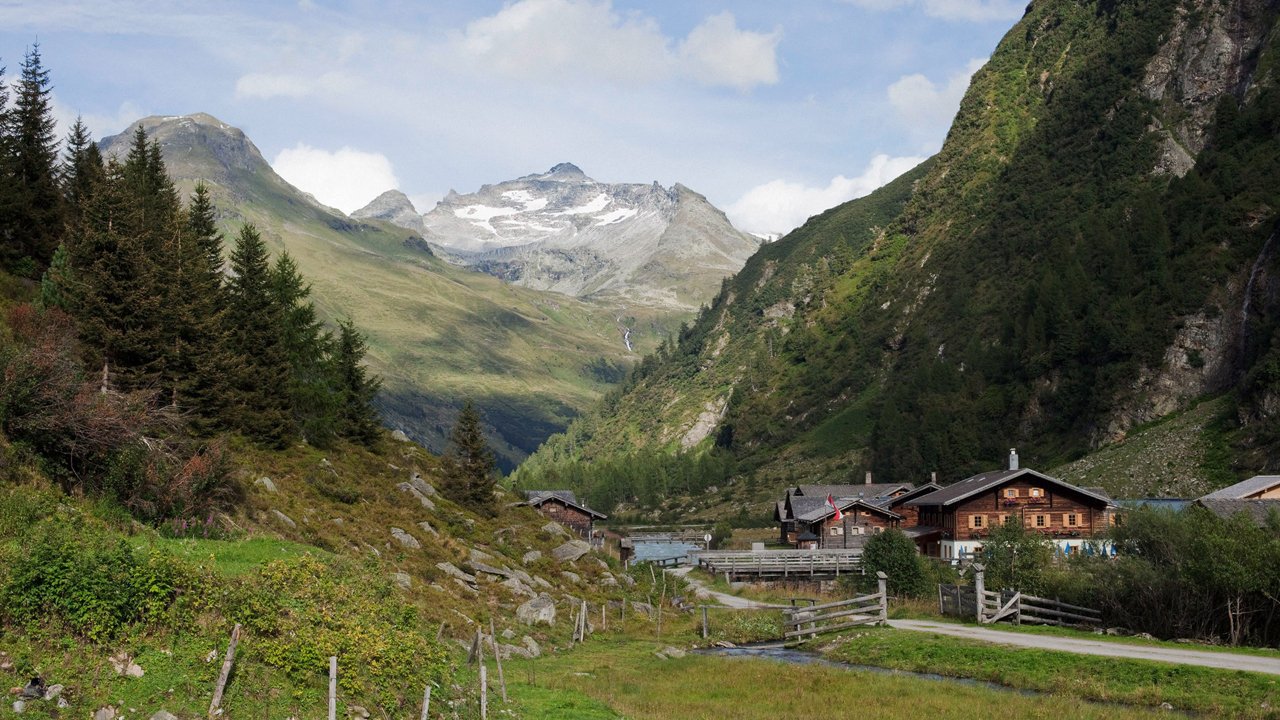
xmin=521 ymin=0 xmax=1280 ymax=507
xmin=100 ymin=115 xmax=669 ymax=469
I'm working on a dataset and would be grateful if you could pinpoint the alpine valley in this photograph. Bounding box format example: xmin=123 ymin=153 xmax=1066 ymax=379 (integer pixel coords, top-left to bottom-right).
xmin=517 ymin=0 xmax=1280 ymax=520
xmin=98 ymin=115 xmax=756 ymax=468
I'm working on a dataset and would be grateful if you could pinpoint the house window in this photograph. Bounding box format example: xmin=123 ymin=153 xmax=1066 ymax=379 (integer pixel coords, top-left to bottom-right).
xmin=1066 ymin=514 xmax=1078 ymax=527
xmin=1030 ymin=487 xmax=1044 ymax=498
xmin=1004 ymin=488 xmax=1018 ymax=498
xmin=1034 ymin=514 xmax=1047 ymax=528
xmin=971 ymin=515 xmax=984 ymax=529
xmin=998 ymin=514 xmax=1008 ymax=526
xmin=830 ymin=526 xmax=843 ymax=536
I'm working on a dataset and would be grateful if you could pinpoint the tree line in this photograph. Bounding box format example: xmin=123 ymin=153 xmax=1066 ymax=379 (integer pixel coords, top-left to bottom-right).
xmin=0 ymin=45 xmax=382 ymax=519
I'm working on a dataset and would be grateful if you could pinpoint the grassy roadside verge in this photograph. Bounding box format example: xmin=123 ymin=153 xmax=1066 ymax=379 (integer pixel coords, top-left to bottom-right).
xmin=502 ymin=637 xmax=1165 ymax=719
xmin=815 ymin=626 xmax=1280 ymax=718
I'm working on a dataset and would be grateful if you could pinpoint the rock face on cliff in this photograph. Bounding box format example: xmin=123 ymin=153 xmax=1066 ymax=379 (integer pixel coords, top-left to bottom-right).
xmin=521 ymin=0 xmax=1280 ymax=497
xmin=353 ymin=190 xmax=427 ymax=234
xmin=363 ymin=163 xmax=761 ymax=312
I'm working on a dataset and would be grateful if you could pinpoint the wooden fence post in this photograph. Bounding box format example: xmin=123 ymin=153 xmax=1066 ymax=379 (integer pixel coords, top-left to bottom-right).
xmin=701 ymin=606 xmax=709 ymax=639
xmin=581 ymin=600 xmax=588 ymax=641
xmin=208 ymin=623 xmax=241 ymax=718
xmin=328 ymin=656 xmax=337 ymax=720
xmin=876 ymin=571 xmax=888 ymax=625
xmin=490 ymin=619 xmax=507 ymax=703
xmin=972 ymin=563 xmax=985 ymax=624
xmin=937 ymin=583 xmax=944 ymax=615
xmin=479 ymin=664 xmax=488 ymax=720
xmin=420 ymin=685 xmax=431 ymax=720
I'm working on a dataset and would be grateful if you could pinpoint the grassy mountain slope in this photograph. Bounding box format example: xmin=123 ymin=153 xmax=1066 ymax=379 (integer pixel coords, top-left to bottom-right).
xmin=522 ymin=0 xmax=1280 ymax=508
xmin=100 ymin=115 xmax=670 ymax=468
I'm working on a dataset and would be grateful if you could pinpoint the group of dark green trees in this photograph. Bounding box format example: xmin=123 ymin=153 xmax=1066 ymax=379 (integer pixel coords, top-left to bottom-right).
xmin=0 ymin=46 xmax=382 ymax=517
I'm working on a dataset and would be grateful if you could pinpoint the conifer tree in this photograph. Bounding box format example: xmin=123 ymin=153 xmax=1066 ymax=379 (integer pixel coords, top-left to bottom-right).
xmin=334 ymin=317 xmax=383 ymax=445
xmin=441 ymin=400 xmax=497 ymax=515
xmin=270 ymin=250 xmax=340 ymax=444
xmin=60 ymin=117 xmax=104 ymax=209
xmin=224 ymin=223 xmax=291 ymax=445
xmin=4 ymin=44 xmax=63 ymax=273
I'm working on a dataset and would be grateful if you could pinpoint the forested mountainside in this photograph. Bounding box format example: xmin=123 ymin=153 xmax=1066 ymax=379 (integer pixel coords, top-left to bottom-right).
xmin=98 ymin=115 xmax=655 ymax=469
xmin=519 ymin=0 xmax=1280 ymax=510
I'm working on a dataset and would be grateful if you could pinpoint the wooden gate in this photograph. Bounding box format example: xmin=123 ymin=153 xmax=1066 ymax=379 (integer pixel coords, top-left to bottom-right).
xmin=782 ymin=572 xmax=888 ymax=640
xmin=939 ymin=564 xmax=1101 ymax=627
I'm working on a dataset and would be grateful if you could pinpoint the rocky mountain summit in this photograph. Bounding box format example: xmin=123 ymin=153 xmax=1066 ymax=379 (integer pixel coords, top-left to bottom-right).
xmin=360 ymin=163 xmax=761 ymax=311
xmin=352 ymin=189 xmax=427 ymax=234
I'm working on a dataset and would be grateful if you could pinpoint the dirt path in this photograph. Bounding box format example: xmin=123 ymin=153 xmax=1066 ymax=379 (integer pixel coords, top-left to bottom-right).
xmin=671 ymin=568 xmax=1280 ymax=675
xmin=889 ymin=619 xmax=1280 ymax=676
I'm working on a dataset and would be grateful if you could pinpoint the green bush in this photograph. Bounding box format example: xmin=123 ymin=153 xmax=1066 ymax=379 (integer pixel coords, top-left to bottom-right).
xmin=854 ymin=529 xmax=931 ymax=598
xmin=0 ymin=522 xmax=196 ymax=642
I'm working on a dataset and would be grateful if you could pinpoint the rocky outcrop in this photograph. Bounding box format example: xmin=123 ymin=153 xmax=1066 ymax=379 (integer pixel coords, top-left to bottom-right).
xmin=1142 ymin=0 xmax=1277 ymax=176
xmin=516 ymin=593 xmax=556 ymax=625
xmin=353 ymin=190 xmax=427 ymax=234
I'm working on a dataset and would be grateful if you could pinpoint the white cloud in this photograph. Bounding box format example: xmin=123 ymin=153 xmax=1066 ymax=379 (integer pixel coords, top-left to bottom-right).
xmin=454 ymin=0 xmax=779 ymax=90
xmin=678 ymin=12 xmax=781 ymax=90
xmin=887 ymin=57 xmax=986 ymax=135
xmin=44 ymin=85 xmax=143 ymax=145
xmin=235 ymin=71 xmax=354 ymax=100
xmin=271 ymin=144 xmax=399 ymax=215
xmin=726 ymin=154 xmax=926 ymax=236
xmin=841 ymin=0 xmax=1024 ymax=22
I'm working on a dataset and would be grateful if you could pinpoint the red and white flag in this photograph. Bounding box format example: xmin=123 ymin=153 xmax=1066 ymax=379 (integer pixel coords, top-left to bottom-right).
xmin=827 ymin=494 xmax=843 ymax=521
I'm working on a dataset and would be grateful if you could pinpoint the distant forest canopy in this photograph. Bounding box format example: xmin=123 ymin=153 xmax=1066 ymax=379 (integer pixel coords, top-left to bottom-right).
xmin=520 ymin=0 xmax=1280 ymax=504
xmin=0 ymin=45 xmax=382 ymax=519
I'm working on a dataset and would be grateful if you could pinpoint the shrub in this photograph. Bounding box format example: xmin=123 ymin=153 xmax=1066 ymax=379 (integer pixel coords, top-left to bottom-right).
xmin=857 ymin=529 xmax=931 ymax=598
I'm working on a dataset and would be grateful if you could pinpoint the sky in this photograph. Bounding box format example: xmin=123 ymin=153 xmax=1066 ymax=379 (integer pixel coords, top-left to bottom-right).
xmin=0 ymin=0 xmax=1023 ymax=235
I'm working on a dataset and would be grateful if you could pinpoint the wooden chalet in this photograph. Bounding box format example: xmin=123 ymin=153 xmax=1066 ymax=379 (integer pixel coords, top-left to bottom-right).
xmin=905 ymin=450 xmax=1113 ymax=561
xmin=523 ymin=490 xmax=607 ymax=539
xmin=1194 ymin=475 xmax=1280 ymax=526
xmin=774 ymin=476 xmax=915 ymax=548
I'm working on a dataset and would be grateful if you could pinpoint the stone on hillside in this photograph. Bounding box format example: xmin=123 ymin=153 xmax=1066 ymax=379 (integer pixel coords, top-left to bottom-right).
xmin=629 ymin=601 xmax=655 ymax=618
xmin=390 ymin=572 xmax=412 ymax=590
xmin=523 ymin=635 xmax=541 ymax=657
xmin=436 ymin=562 xmax=477 ymax=584
xmin=391 ymin=429 xmax=410 ymax=442
xmin=662 ymin=646 xmax=687 ymax=659
xmin=410 ymin=473 xmax=437 ymax=496
xmin=501 ymin=627 xmax=516 ymax=639
xmin=601 ymin=574 xmax=618 ymax=587
xmin=653 ymin=651 xmax=668 ymax=660
xmin=472 ymin=561 xmax=513 ymax=579
xmin=453 ymin=578 xmax=478 ymax=594
xmin=94 ymin=707 xmax=117 ymax=720
xmin=396 ymin=482 xmax=436 ymax=510
xmin=516 ymin=593 xmax=556 ymax=626
xmin=417 ymin=520 xmax=439 ymax=536
xmin=530 ymin=575 xmax=553 ymax=589
xmin=561 ymin=571 xmax=581 ymax=584
xmin=390 ymin=527 xmax=421 ymax=550
xmin=109 ymin=651 xmax=145 ymax=677
xmin=501 ymin=577 xmax=536 ymax=597
xmin=255 ymin=476 xmax=277 ymax=492
xmin=13 ymin=700 xmax=25 ymax=714
xmin=0 ymin=650 xmax=11 ymax=670
xmin=271 ymin=509 xmax=296 ymax=528
xmin=150 ymin=711 xmax=179 ymax=720
xmin=521 ymin=550 xmax=542 ymax=565
xmin=44 ymin=684 xmax=64 ymax=700
xmin=542 ymin=521 xmax=568 ymax=536
xmin=621 ymin=574 xmax=636 ymax=587
xmin=551 ymin=540 xmax=591 ymax=562
xmin=331 ymin=517 xmax=343 ymax=525
xmin=349 ymin=705 xmax=371 ymax=719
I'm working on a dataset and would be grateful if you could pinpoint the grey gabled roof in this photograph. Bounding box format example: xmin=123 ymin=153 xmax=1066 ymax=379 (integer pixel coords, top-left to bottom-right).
xmin=796 ymin=497 xmax=903 ymax=523
xmin=1200 ymin=475 xmax=1280 ymax=500
xmin=905 ymin=468 xmax=1110 ymax=508
xmin=1196 ymin=498 xmax=1280 ymax=525
xmin=880 ymin=483 xmax=942 ymax=508
xmin=523 ymin=490 xmax=607 ymax=519
xmin=795 ymin=483 xmax=913 ymax=499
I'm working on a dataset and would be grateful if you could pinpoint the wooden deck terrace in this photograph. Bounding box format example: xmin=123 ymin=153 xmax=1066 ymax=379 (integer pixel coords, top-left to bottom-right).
xmin=693 ymin=549 xmax=864 ymax=580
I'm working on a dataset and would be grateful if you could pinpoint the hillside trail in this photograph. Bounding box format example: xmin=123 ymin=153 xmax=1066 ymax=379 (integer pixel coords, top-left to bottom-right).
xmin=670 ymin=566 xmax=1280 ymax=675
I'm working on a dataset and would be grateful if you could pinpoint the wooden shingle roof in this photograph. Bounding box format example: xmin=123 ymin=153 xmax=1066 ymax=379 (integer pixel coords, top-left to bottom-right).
xmin=905 ymin=468 xmax=1110 ymax=508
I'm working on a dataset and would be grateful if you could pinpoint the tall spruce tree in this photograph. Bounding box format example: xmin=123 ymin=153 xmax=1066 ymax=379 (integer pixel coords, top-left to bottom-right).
xmin=334 ymin=317 xmax=383 ymax=445
xmin=224 ymin=223 xmax=291 ymax=445
xmin=4 ymin=44 xmax=63 ymax=273
xmin=442 ymin=400 xmax=497 ymax=515
xmin=60 ymin=117 xmax=104 ymax=209
xmin=270 ymin=250 xmax=339 ymax=445
xmin=167 ymin=184 xmax=234 ymax=425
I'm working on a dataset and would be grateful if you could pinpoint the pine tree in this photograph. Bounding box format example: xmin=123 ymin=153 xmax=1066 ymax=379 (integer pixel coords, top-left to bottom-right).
xmin=270 ymin=250 xmax=340 ymax=445
xmin=441 ymin=400 xmax=497 ymax=515
xmin=60 ymin=117 xmax=104 ymax=209
xmin=334 ymin=317 xmax=383 ymax=445
xmin=224 ymin=223 xmax=291 ymax=445
xmin=4 ymin=44 xmax=64 ymax=273
xmin=166 ymin=184 xmax=233 ymax=426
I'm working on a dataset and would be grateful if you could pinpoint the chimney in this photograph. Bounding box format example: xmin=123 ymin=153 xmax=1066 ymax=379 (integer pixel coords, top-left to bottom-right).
xmin=931 ymin=471 xmax=937 ymax=484
xmin=865 ymin=471 xmax=872 ymax=485
xmin=1009 ymin=448 xmax=1019 ymax=471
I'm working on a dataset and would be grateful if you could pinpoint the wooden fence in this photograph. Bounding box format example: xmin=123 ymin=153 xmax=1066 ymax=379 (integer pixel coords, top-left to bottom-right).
xmin=693 ymin=550 xmax=864 ymax=580
xmin=782 ymin=572 xmax=887 ymax=640
xmin=939 ymin=564 xmax=1101 ymax=627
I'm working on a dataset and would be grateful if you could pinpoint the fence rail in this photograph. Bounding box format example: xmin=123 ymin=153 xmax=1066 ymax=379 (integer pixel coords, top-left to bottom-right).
xmin=782 ymin=572 xmax=887 ymax=640
xmin=938 ymin=564 xmax=1101 ymax=627
xmin=693 ymin=550 xmax=863 ymax=580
